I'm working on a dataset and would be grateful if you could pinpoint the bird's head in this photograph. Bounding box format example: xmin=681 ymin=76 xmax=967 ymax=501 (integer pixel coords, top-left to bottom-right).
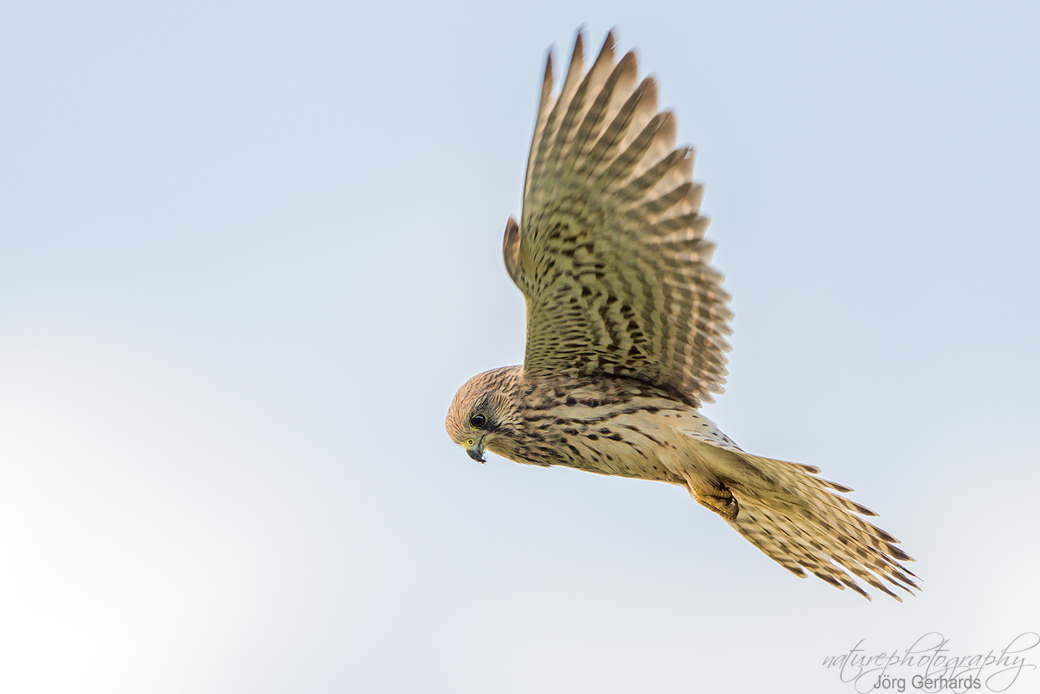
xmin=445 ymin=366 xmax=524 ymax=463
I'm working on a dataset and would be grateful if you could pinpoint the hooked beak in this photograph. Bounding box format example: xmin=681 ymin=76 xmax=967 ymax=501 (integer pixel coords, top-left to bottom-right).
xmin=466 ymin=438 xmax=486 ymax=463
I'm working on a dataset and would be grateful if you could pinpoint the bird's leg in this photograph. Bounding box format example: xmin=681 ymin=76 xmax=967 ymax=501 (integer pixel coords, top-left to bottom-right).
xmin=690 ymin=477 xmax=739 ymax=521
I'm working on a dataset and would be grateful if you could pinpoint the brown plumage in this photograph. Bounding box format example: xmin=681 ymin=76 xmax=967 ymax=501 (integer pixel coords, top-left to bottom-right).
xmin=445 ymin=30 xmax=917 ymax=600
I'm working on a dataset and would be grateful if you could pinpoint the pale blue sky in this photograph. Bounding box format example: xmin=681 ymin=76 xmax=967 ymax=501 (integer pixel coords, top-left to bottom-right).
xmin=2 ymin=1 xmax=1038 ymax=692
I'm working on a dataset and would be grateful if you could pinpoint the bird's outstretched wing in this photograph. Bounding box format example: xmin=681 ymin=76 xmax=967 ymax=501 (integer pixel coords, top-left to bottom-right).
xmin=504 ymin=31 xmax=731 ymax=407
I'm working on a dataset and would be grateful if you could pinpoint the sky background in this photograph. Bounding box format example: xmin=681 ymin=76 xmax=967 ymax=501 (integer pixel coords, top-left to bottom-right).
xmin=2 ymin=1 xmax=1038 ymax=692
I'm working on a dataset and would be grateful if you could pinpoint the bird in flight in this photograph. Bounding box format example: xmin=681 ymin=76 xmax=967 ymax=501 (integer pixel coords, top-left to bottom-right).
xmin=446 ymin=30 xmax=917 ymax=600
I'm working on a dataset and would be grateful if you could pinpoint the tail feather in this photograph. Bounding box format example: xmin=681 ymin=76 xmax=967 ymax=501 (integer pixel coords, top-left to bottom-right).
xmin=716 ymin=451 xmax=918 ymax=600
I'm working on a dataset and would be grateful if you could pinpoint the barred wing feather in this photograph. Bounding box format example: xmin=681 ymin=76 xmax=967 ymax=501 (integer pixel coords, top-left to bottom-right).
xmin=504 ymin=31 xmax=732 ymax=407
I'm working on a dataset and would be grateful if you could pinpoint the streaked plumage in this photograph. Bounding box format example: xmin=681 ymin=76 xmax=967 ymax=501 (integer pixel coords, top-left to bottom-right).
xmin=446 ymin=30 xmax=917 ymax=600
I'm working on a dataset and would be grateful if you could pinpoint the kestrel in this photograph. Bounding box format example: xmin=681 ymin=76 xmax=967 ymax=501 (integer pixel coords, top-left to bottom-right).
xmin=446 ymin=31 xmax=917 ymax=600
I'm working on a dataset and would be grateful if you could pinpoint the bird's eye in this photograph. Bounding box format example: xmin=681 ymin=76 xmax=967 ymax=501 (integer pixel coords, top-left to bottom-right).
xmin=470 ymin=413 xmax=487 ymax=429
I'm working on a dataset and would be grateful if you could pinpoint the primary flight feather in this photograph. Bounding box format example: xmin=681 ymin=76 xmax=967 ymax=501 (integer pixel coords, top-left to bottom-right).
xmin=446 ymin=30 xmax=917 ymax=600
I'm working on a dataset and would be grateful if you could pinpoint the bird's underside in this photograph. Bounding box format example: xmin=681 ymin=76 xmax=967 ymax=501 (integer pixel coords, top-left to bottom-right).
xmin=445 ymin=30 xmax=917 ymax=600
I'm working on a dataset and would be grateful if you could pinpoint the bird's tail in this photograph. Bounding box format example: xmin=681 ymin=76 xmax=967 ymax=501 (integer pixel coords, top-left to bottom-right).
xmin=698 ymin=449 xmax=918 ymax=600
